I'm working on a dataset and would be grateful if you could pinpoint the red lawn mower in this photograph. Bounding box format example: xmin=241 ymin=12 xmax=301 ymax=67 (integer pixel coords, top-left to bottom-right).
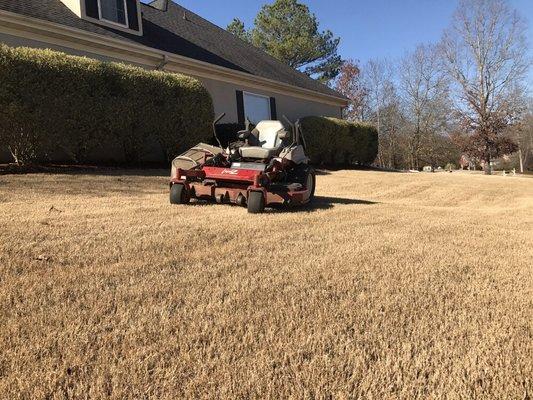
xmin=169 ymin=114 xmax=316 ymax=213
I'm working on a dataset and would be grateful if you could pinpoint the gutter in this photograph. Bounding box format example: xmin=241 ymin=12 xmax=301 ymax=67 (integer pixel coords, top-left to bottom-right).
xmin=0 ymin=9 xmax=349 ymax=107
xmin=156 ymin=54 xmax=168 ymax=70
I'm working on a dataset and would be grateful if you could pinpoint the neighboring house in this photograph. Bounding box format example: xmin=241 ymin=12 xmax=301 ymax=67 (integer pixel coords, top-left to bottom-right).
xmin=0 ymin=0 xmax=348 ymax=126
xmin=460 ymin=154 xmax=513 ymax=171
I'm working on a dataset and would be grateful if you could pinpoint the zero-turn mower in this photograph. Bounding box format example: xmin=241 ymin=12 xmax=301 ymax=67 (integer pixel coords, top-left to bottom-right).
xmin=169 ymin=114 xmax=315 ymax=213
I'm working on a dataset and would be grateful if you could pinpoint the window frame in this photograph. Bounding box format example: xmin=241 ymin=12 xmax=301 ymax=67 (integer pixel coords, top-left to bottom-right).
xmin=97 ymin=0 xmax=129 ymax=28
xmin=242 ymin=91 xmax=272 ymax=123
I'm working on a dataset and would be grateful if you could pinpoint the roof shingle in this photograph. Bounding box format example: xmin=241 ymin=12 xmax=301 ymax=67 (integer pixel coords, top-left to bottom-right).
xmin=0 ymin=0 xmax=346 ymax=100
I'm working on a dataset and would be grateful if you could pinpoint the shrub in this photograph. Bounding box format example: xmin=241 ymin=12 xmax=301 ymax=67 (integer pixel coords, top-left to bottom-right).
xmin=0 ymin=45 xmax=214 ymax=165
xmin=445 ymin=163 xmax=457 ymax=171
xmin=215 ymin=123 xmax=244 ymax=148
xmin=300 ymin=116 xmax=378 ymax=166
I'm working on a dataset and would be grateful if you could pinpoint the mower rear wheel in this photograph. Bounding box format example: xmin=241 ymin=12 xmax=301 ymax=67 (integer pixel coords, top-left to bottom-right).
xmin=305 ymin=168 xmax=316 ymax=202
xmin=170 ymin=183 xmax=189 ymax=205
xmin=247 ymin=191 xmax=265 ymax=214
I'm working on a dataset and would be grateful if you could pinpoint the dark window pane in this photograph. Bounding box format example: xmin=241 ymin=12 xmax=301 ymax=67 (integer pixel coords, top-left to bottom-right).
xmin=100 ymin=0 xmax=126 ymax=25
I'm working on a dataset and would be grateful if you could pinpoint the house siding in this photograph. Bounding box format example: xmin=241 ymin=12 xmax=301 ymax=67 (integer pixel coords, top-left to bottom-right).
xmin=198 ymin=77 xmax=342 ymax=124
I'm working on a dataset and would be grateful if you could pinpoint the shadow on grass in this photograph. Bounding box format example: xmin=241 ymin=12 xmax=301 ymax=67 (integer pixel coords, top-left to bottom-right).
xmin=186 ymin=195 xmax=378 ymax=214
xmin=0 ymin=164 xmax=169 ymax=177
xmin=314 ymin=196 xmax=378 ymax=206
xmin=266 ymin=196 xmax=378 ymax=214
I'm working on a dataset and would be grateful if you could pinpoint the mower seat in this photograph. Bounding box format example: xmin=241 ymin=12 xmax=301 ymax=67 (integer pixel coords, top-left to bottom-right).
xmin=239 ymin=121 xmax=287 ymax=159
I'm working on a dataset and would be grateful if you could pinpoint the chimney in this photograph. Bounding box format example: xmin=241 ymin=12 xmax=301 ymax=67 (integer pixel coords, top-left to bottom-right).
xmin=154 ymin=0 xmax=170 ymax=12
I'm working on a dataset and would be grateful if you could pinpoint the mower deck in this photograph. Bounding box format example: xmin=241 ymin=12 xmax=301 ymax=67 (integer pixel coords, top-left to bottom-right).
xmin=171 ymin=166 xmax=312 ymax=208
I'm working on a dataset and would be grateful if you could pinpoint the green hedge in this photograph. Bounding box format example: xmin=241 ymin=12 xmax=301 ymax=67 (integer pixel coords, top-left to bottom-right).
xmin=300 ymin=116 xmax=378 ymax=166
xmin=215 ymin=123 xmax=245 ymax=148
xmin=0 ymin=45 xmax=214 ymax=165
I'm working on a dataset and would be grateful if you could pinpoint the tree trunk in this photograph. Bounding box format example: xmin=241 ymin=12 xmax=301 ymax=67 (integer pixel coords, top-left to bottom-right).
xmin=484 ymin=154 xmax=492 ymax=175
xmin=518 ymin=148 xmax=524 ymax=173
xmin=377 ymin=148 xmax=384 ymax=168
xmin=8 ymin=146 xmax=21 ymax=165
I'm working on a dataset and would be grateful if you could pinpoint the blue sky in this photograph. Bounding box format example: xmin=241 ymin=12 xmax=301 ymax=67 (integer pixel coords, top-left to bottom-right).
xmin=152 ymin=0 xmax=533 ymax=86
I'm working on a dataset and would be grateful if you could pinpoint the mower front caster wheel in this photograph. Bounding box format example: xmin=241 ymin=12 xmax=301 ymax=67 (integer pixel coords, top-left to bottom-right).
xmin=170 ymin=183 xmax=189 ymax=205
xmin=247 ymin=191 xmax=265 ymax=214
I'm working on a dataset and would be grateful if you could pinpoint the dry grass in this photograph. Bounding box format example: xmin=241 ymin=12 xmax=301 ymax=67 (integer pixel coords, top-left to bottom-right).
xmin=0 ymin=169 xmax=531 ymax=399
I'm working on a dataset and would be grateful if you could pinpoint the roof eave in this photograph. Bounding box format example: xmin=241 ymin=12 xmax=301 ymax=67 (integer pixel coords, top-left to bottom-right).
xmin=0 ymin=9 xmax=349 ymax=107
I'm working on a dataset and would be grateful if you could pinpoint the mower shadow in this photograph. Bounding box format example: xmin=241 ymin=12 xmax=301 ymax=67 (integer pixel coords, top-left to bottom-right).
xmin=267 ymin=196 xmax=378 ymax=213
xmin=187 ymin=196 xmax=378 ymax=213
xmin=315 ymin=196 xmax=378 ymax=206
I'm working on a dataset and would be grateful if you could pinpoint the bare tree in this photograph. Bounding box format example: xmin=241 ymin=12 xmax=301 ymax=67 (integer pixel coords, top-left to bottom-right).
xmin=399 ymin=44 xmax=450 ymax=170
xmin=363 ymin=59 xmax=396 ymax=167
xmin=510 ymin=98 xmax=533 ymax=172
xmin=378 ymin=84 xmax=410 ymax=170
xmin=440 ymin=0 xmax=529 ymax=174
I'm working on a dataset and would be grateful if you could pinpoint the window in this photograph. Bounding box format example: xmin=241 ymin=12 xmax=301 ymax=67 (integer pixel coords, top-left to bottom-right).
xmin=98 ymin=0 xmax=128 ymax=26
xmin=243 ymin=92 xmax=271 ymax=124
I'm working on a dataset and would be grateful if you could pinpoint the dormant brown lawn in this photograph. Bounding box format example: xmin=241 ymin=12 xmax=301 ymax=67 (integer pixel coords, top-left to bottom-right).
xmin=0 ymin=170 xmax=531 ymax=399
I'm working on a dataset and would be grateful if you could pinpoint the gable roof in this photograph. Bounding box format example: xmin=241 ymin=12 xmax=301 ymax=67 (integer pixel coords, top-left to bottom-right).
xmin=0 ymin=0 xmax=347 ymax=101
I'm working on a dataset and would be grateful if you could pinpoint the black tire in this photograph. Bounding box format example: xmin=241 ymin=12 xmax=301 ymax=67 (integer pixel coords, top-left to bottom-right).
xmin=170 ymin=183 xmax=189 ymax=205
xmin=306 ymin=168 xmax=316 ymax=202
xmin=247 ymin=191 xmax=265 ymax=214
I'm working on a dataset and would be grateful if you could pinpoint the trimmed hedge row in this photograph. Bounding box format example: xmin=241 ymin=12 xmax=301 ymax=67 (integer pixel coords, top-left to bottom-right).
xmin=300 ymin=116 xmax=378 ymax=166
xmin=0 ymin=45 xmax=214 ymax=165
xmin=215 ymin=123 xmax=245 ymax=148
xmin=214 ymin=118 xmax=378 ymax=167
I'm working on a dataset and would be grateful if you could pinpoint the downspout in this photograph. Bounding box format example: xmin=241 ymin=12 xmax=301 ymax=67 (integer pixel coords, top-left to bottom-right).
xmin=156 ymin=54 xmax=168 ymax=71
